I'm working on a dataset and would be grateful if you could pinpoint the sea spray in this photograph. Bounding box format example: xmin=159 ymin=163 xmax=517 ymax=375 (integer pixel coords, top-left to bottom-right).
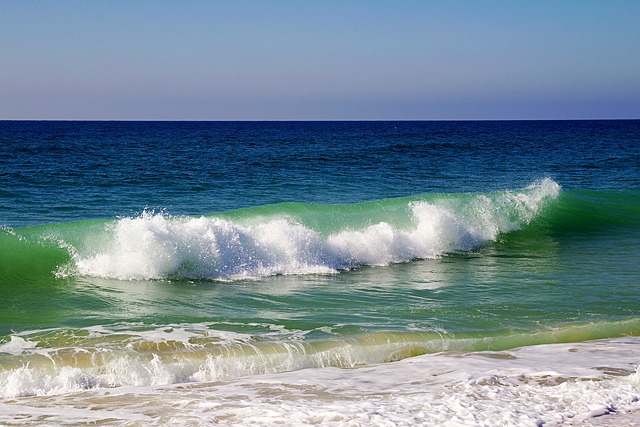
xmin=64 ymin=179 xmax=560 ymax=281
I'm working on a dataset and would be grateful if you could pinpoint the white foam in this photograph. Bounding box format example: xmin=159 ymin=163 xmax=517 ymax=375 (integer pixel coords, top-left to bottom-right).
xmin=1 ymin=337 xmax=638 ymax=426
xmin=63 ymin=179 xmax=561 ymax=281
xmin=0 ymin=335 xmax=37 ymax=355
xmin=1 ymin=365 xmax=99 ymax=398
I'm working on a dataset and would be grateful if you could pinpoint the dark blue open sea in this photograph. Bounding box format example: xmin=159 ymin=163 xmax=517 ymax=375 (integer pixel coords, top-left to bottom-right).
xmin=1 ymin=120 xmax=640 ymax=425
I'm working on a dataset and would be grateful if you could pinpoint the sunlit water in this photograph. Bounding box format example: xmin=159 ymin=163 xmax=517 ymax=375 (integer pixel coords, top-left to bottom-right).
xmin=1 ymin=120 xmax=639 ymax=425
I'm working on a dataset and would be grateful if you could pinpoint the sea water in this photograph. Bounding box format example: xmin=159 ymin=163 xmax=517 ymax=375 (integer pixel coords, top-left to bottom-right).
xmin=1 ymin=120 xmax=639 ymax=425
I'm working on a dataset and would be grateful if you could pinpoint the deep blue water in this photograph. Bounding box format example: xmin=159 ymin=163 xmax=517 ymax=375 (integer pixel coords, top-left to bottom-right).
xmin=1 ymin=120 xmax=638 ymax=228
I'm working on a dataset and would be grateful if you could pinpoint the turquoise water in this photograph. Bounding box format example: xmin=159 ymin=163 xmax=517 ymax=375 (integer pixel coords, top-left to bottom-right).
xmin=1 ymin=121 xmax=639 ymax=424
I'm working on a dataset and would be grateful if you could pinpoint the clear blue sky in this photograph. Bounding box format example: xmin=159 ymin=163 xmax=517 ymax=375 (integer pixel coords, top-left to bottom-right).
xmin=1 ymin=1 xmax=639 ymax=120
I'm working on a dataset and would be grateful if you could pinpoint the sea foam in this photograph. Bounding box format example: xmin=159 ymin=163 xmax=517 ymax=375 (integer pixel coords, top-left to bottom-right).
xmin=67 ymin=179 xmax=560 ymax=281
xmin=1 ymin=337 xmax=639 ymax=426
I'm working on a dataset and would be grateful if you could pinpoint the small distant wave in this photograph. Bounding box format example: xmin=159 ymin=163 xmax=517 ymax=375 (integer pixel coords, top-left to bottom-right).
xmin=2 ymin=316 xmax=640 ymax=399
xmin=3 ymin=334 xmax=640 ymax=425
xmin=59 ymin=178 xmax=561 ymax=281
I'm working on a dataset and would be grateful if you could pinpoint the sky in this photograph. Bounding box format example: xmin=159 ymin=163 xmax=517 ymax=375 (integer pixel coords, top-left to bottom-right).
xmin=1 ymin=1 xmax=639 ymax=120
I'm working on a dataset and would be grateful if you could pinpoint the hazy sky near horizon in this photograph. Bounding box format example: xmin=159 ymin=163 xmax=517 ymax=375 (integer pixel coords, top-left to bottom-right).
xmin=1 ymin=1 xmax=639 ymax=120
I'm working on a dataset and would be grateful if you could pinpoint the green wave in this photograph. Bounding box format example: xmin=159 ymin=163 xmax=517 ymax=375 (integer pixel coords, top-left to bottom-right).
xmin=1 ymin=181 xmax=638 ymax=283
xmin=539 ymin=188 xmax=640 ymax=233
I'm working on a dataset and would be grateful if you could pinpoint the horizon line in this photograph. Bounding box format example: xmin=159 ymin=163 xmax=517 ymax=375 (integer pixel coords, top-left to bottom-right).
xmin=1 ymin=117 xmax=639 ymax=122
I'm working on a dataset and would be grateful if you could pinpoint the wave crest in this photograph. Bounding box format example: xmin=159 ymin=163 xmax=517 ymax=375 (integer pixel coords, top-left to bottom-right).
xmin=65 ymin=179 xmax=560 ymax=280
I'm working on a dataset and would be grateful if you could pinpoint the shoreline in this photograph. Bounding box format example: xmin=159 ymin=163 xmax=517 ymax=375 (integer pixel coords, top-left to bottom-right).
xmin=579 ymin=407 xmax=640 ymax=426
xmin=3 ymin=337 xmax=640 ymax=426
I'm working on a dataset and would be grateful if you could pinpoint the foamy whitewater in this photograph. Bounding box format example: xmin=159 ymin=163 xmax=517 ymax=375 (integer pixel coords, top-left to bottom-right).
xmin=1 ymin=336 xmax=640 ymax=425
xmin=1 ymin=120 xmax=639 ymax=426
xmin=64 ymin=179 xmax=559 ymax=281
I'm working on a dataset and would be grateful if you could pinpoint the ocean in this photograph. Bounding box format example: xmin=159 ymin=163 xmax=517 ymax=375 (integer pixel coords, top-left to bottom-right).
xmin=1 ymin=120 xmax=639 ymax=426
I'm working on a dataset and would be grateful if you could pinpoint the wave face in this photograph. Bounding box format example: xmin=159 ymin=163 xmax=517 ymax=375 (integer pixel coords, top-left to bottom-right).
xmin=44 ymin=178 xmax=560 ymax=281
